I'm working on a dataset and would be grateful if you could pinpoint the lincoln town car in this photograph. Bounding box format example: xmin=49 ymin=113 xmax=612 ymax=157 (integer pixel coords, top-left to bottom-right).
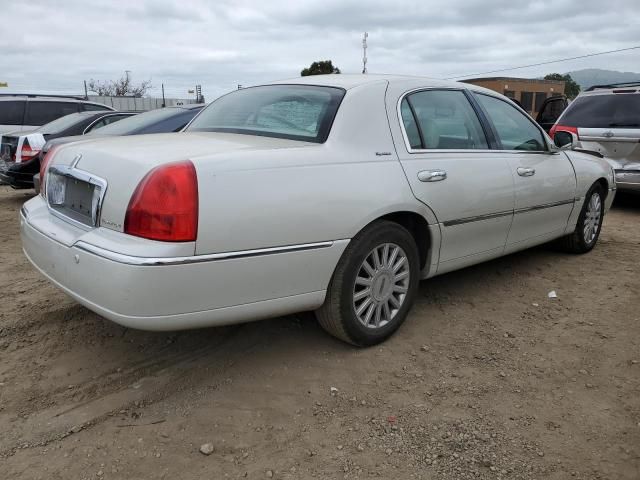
xmin=20 ymin=75 xmax=616 ymax=345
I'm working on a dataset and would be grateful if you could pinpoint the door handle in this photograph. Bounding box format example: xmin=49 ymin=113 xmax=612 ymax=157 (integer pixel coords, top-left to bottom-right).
xmin=517 ymin=167 xmax=535 ymax=177
xmin=417 ymin=170 xmax=447 ymax=182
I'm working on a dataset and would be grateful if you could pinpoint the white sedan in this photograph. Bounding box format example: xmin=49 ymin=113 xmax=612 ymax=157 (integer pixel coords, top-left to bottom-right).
xmin=21 ymin=75 xmax=616 ymax=346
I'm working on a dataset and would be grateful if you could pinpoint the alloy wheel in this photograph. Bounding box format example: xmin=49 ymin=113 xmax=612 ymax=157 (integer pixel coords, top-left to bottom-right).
xmin=352 ymin=243 xmax=410 ymax=329
xmin=583 ymin=192 xmax=602 ymax=244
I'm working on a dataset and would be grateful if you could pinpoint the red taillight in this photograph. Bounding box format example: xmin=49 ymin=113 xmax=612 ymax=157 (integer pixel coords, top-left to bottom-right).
xmin=124 ymin=160 xmax=198 ymax=242
xmin=19 ymin=139 xmax=40 ymax=163
xmin=549 ymin=124 xmax=578 ymax=140
xmin=39 ymin=145 xmax=59 ymax=196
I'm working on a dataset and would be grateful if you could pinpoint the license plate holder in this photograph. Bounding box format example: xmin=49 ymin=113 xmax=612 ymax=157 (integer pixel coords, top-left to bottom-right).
xmin=47 ymin=169 xmax=104 ymax=227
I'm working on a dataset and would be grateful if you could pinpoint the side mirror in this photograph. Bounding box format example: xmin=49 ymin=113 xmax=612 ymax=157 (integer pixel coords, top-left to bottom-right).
xmin=554 ymin=130 xmax=578 ymax=149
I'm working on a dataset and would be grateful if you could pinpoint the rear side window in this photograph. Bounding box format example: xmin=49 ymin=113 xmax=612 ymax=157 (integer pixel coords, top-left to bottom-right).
xmin=25 ymin=101 xmax=79 ymax=126
xmin=559 ymin=94 xmax=640 ymax=128
xmin=401 ymin=90 xmax=488 ymax=150
xmin=475 ymin=94 xmax=546 ymax=151
xmin=0 ymin=100 xmax=25 ymax=125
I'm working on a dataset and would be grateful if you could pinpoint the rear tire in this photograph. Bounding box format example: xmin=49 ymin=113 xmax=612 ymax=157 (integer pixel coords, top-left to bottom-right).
xmin=559 ymin=183 xmax=605 ymax=253
xmin=316 ymin=221 xmax=420 ymax=346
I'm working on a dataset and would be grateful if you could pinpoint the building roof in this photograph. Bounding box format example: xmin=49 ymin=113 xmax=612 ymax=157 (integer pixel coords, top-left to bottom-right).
xmin=462 ymin=77 xmax=565 ymax=85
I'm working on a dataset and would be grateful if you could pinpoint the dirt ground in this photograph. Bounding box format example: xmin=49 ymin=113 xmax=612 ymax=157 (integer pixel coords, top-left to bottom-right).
xmin=1 ymin=185 xmax=638 ymax=480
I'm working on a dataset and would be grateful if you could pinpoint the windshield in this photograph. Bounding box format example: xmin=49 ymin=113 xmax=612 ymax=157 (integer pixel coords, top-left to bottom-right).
xmin=38 ymin=113 xmax=89 ymax=135
xmin=559 ymin=94 xmax=640 ymax=128
xmin=90 ymin=108 xmax=187 ymax=135
xmin=186 ymin=85 xmax=345 ymax=143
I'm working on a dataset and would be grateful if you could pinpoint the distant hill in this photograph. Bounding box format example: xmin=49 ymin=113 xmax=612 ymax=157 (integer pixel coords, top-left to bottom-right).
xmin=565 ymin=68 xmax=640 ymax=89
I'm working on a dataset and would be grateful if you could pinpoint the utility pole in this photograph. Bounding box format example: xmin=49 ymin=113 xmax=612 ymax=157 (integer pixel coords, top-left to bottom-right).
xmin=362 ymin=32 xmax=368 ymax=74
xmin=161 ymin=83 xmax=166 ymax=107
xmin=84 ymin=80 xmax=88 ymax=100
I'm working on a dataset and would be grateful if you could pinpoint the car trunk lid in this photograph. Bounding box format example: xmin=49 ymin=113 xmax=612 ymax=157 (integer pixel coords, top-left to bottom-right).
xmin=44 ymin=132 xmax=314 ymax=232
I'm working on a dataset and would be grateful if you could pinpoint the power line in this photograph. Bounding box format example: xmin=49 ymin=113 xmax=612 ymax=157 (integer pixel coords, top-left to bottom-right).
xmin=441 ymin=45 xmax=640 ymax=80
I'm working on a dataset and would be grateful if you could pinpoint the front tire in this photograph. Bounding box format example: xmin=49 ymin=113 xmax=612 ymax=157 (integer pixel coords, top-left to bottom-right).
xmin=316 ymin=221 xmax=420 ymax=346
xmin=559 ymin=183 xmax=605 ymax=253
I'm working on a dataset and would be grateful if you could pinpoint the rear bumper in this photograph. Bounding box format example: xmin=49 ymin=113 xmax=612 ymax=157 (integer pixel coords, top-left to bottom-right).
xmin=21 ymin=198 xmax=347 ymax=331
xmin=0 ymin=159 xmax=37 ymax=189
xmin=615 ymin=170 xmax=640 ymax=193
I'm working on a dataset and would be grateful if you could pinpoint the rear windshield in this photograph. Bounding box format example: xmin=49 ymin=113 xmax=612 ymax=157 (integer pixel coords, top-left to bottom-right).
xmin=39 ymin=112 xmax=91 ymax=134
xmin=559 ymin=93 xmax=640 ymax=128
xmin=89 ymin=108 xmax=187 ymax=135
xmin=186 ymin=85 xmax=345 ymax=143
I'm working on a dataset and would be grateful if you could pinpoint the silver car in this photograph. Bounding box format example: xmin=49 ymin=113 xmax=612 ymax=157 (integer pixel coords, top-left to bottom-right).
xmin=551 ymin=82 xmax=640 ymax=193
xmin=22 ymin=75 xmax=615 ymax=346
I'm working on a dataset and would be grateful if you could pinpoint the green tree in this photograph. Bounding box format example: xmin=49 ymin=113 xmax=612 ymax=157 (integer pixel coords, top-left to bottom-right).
xmin=301 ymin=60 xmax=341 ymax=76
xmin=544 ymin=73 xmax=581 ymax=99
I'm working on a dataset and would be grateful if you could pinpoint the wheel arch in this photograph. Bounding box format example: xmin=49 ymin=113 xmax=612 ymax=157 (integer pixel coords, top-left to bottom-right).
xmin=378 ymin=211 xmax=432 ymax=271
xmin=349 ymin=207 xmax=438 ymax=275
xmin=594 ymin=177 xmax=609 ymax=197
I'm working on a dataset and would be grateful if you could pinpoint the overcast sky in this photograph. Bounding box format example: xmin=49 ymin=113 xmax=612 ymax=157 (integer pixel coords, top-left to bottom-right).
xmin=1 ymin=0 xmax=639 ymax=100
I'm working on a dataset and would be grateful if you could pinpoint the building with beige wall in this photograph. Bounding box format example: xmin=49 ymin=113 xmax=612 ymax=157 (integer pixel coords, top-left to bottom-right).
xmin=462 ymin=77 xmax=565 ymax=118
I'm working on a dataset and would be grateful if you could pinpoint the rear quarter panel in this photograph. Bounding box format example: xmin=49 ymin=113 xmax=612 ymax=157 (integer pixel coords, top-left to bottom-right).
xmin=194 ymin=81 xmax=435 ymax=254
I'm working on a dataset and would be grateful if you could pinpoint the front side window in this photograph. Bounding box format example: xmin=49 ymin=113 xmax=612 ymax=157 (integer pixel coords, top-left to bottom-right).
xmin=475 ymin=93 xmax=546 ymax=151
xmin=0 ymin=100 xmax=25 ymax=125
xmin=187 ymin=85 xmax=345 ymax=143
xmin=400 ymin=90 xmax=488 ymax=150
xmin=25 ymin=101 xmax=79 ymax=126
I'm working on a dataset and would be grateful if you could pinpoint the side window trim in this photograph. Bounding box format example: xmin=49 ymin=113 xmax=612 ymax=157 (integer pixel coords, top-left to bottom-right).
xmin=404 ymin=97 xmax=426 ymax=149
xmin=397 ymin=87 xmax=491 ymax=153
xmin=473 ymin=92 xmax=549 ymax=152
xmin=463 ymin=90 xmax=500 ymax=150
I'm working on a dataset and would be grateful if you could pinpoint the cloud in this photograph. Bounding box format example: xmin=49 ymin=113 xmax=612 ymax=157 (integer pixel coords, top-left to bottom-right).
xmin=0 ymin=0 xmax=638 ymax=100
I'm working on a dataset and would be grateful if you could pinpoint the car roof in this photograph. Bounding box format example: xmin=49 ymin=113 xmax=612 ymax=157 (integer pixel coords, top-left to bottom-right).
xmin=172 ymin=104 xmax=205 ymax=110
xmin=579 ymin=86 xmax=640 ymax=97
xmin=0 ymin=95 xmax=85 ymax=102
xmin=265 ymin=74 xmax=500 ymax=98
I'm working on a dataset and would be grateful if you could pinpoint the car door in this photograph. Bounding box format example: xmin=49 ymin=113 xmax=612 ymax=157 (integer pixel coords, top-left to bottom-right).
xmin=473 ymin=93 xmax=576 ymax=251
xmin=536 ymin=96 xmax=568 ymax=132
xmin=390 ymin=88 xmax=515 ymax=274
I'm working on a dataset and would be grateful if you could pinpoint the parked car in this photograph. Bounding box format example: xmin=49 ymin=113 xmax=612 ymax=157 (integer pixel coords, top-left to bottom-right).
xmin=0 ymin=111 xmax=136 ymax=188
xmin=550 ymin=82 xmax=640 ymax=193
xmin=28 ymin=105 xmax=204 ymax=193
xmin=0 ymin=95 xmax=114 ymax=134
xmin=21 ymin=75 xmax=616 ymax=346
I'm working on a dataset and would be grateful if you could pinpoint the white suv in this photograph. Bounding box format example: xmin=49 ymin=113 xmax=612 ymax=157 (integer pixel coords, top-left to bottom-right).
xmin=550 ymin=82 xmax=640 ymax=193
xmin=0 ymin=95 xmax=114 ymax=134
